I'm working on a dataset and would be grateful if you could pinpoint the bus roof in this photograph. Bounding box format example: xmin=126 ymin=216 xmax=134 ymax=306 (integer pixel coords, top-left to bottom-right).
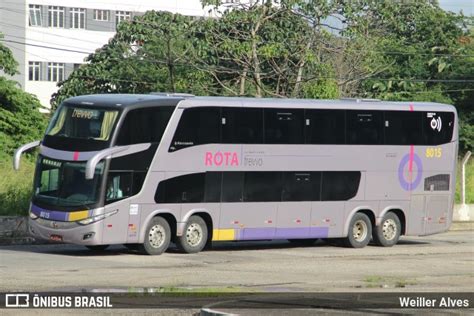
xmin=181 ymin=97 xmax=457 ymax=113
xmin=63 ymin=94 xmax=457 ymax=113
xmin=63 ymin=94 xmax=184 ymax=108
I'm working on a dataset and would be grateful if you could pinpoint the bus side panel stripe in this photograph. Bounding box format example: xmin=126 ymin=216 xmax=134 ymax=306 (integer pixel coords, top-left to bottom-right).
xmin=308 ymin=227 xmax=329 ymax=238
xmin=235 ymin=227 xmax=330 ymax=240
xmin=239 ymin=227 xmax=274 ymax=240
xmin=31 ymin=204 xmax=68 ymax=221
xmin=274 ymin=227 xmax=311 ymax=239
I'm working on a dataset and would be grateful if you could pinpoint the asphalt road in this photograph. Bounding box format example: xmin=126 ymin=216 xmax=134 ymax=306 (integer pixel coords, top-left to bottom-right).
xmin=1 ymin=231 xmax=473 ymax=294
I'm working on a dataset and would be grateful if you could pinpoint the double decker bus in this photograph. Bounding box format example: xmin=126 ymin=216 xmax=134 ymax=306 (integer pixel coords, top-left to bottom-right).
xmin=14 ymin=94 xmax=458 ymax=255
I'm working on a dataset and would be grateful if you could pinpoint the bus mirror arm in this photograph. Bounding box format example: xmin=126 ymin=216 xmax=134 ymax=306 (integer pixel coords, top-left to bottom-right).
xmin=85 ymin=143 xmax=151 ymax=180
xmin=13 ymin=140 xmax=41 ymax=171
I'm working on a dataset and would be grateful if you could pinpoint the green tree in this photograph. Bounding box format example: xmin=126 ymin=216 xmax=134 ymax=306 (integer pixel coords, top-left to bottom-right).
xmin=0 ymin=33 xmax=18 ymax=76
xmin=52 ymin=11 xmax=209 ymax=109
xmin=0 ymin=33 xmax=47 ymax=159
xmin=195 ymin=0 xmax=341 ymax=98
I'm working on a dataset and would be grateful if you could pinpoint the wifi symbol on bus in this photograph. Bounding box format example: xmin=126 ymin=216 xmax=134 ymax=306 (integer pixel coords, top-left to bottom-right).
xmin=430 ymin=116 xmax=442 ymax=132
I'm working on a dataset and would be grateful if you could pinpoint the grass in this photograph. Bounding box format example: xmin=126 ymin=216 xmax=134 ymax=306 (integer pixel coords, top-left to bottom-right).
xmin=128 ymin=286 xmax=246 ymax=294
xmin=363 ymin=275 xmax=417 ymax=289
xmin=0 ymin=155 xmax=472 ymax=217
xmin=0 ymin=156 xmax=36 ymax=216
xmin=455 ymin=158 xmax=474 ymax=204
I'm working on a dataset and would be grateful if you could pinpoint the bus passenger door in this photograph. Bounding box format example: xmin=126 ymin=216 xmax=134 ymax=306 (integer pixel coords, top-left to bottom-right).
xmin=102 ymin=172 xmax=140 ymax=244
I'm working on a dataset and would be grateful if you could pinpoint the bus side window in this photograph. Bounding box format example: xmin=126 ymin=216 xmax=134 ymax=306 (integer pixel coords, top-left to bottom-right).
xmin=281 ymin=172 xmax=321 ymax=201
xmin=321 ymin=171 xmax=361 ymax=201
xmin=305 ymin=109 xmax=345 ymax=144
xmin=204 ymin=172 xmax=222 ymax=202
xmin=105 ymin=172 xmax=132 ymax=202
xmin=384 ymin=111 xmax=423 ymax=145
xmin=264 ymin=109 xmax=304 ymax=144
xmin=116 ymin=107 xmax=174 ymax=145
xmin=422 ymin=111 xmax=454 ymax=145
xmin=170 ymin=107 xmax=221 ymax=151
xmin=243 ymin=172 xmax=282 ymax=202
xmin=346 ymin=111 xmax=383 ymax=145
xmin=222 ymin=107 xmax=263 ymax=144
xmin=155 ymin=173 xmax=205 ymax=203
xmin=221 ymin=172 xmax=244 ymax=202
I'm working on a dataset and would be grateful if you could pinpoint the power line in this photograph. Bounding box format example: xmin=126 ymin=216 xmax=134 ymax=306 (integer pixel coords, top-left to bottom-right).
xmin=1 ymin=9 xmax=473 ymax=59
xmin=0 ymin=39 xmax=92 ymax=54
xmin=4 ymin=38 xmax=474 ymax=83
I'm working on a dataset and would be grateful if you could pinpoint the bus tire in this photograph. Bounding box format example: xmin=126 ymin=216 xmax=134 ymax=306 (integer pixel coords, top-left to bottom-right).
xmin=176 ymin=215 xmax=208 ymax=254
xmin=86 ymin=245 xmax=109 ymax=251
xmin=343 ymin=213 xmax=372 ymax=248
xmin=140 ymin=216 xmax=171 ymax=255
xmin=372 ymin=212 xmax=401 ymax=247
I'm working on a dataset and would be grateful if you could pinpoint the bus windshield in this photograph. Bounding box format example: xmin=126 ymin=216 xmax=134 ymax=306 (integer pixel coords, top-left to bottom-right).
xmin=46 ymin=105 xmax=119 ymax=141
xmin=33 ymin=157 xmax=104 ymax=209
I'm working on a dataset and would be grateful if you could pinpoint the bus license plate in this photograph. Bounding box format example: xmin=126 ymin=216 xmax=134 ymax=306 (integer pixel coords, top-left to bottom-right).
xmin=50 ymin=234 xmax=63 ymax=242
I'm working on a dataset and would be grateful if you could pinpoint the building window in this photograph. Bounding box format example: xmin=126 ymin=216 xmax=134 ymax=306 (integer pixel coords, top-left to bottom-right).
xmin=28 ymin=61 xmax=41 ymax=81
xmin=94 ymin=10 xmax=109 ymax=21
xmin=70 ymin=8 xmax=86 ymax=29
xmin=29 ymin=5 xmax=42 ymax=26
xmin=116 ymin=11 xmax=131 ymax=25
xmin=47 ymin=62 xmax=64 ymax=82
xmin=48 ymin=6 xmax=65 ymax=28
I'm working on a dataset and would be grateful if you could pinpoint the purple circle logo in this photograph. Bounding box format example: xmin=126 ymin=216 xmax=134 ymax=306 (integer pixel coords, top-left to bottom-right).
xmin=398 ymin=153 xmax=423 ymax=191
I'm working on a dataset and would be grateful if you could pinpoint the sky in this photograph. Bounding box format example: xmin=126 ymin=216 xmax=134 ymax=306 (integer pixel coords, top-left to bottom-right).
xmin=439 ymin=0 xmax=473 ymax=16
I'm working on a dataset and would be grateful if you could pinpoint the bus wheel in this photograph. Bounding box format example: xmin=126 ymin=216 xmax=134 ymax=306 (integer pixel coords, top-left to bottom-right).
xmin=86 ymin=245 xmax=109 ymax=251
xmin=140 ymin=216 xmax=171 ymax=255
xmin=176 ymin=215 xmax=208 ymax=254
xmin=288 ymin=239 xmax=317 ymax=246
xmin=372 ymin=212 xmax=401 ymax=247
xmin=344 ymin=213 xmax=372 ymax=248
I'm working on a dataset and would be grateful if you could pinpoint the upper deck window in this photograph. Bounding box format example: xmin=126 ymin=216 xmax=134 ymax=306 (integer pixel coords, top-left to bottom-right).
xmin=264 ymin=109 xmax=304 ymax=144
xmin=222 ymin=107 xmax=263 ymax=144
xmin=422 ymin=111 xmax=454 ymax=145
xmin=346 ymin=110 xmax=384 ymax=145
xmin=305 ymin=109 xmax=345 ymax=144
xmin=170 ymin=107 xmax=221 ymax=151
xmin=116 ymin=107 xmax=174 ymax=145
xmin=46 ymin=105 xmax=119 ymax=141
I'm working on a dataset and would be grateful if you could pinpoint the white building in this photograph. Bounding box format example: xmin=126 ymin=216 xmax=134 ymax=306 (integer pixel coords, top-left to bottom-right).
xmin=0 ymin=0 xmax=222 ymax=111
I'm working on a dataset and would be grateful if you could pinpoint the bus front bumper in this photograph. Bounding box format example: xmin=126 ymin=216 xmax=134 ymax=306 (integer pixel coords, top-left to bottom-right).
xmin=29 ymin=218 xmax=104 ymax=245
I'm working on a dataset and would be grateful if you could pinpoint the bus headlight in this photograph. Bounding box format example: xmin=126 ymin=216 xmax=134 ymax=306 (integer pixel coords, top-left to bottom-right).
xmin=78 ymin=210 xmax=118 ymax=225
xmin=29 ymin=212 xmax=39 ymax=220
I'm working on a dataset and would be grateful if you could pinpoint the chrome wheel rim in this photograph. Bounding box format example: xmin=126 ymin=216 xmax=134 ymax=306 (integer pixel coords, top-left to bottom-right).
xmin=353 ymin=219 xmax=368 ymax=242
xmin=149 ymin=224 xmax=166 ymax=248
xmin=186 ymin=223 xmax=203 ymax=247
xmin=382 ymin=218 xmax=397 ymax=241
